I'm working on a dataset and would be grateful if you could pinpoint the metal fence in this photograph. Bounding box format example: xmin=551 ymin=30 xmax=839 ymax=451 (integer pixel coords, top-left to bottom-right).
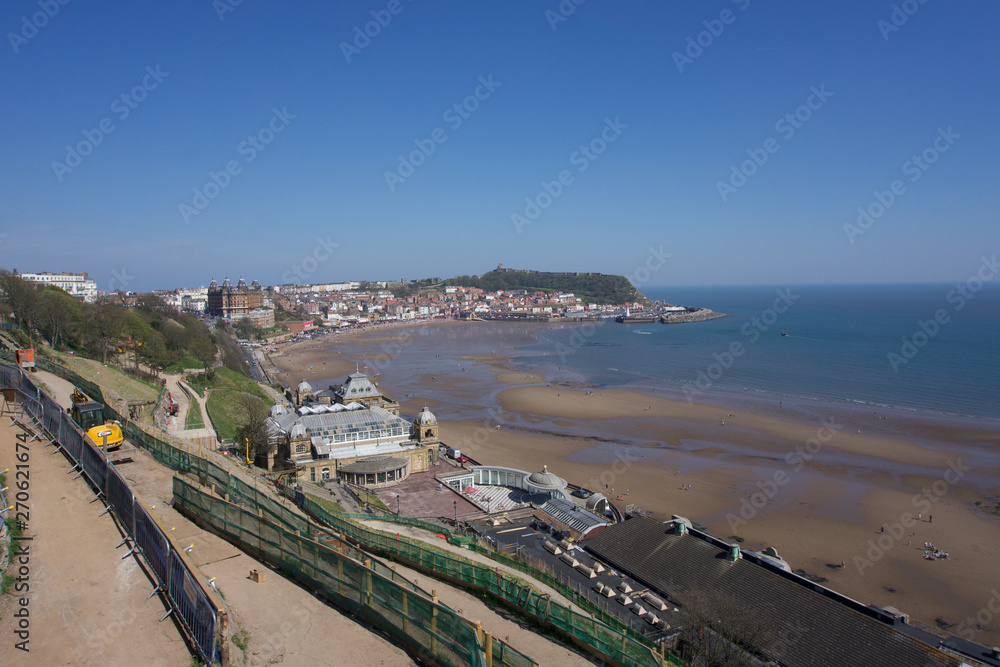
xmin=0 ymin=362 xmax=226 ymax=666
xmin=291 ymin=490 xmax=679 ymax=667
xmin=173 ymin=476 xmax=535 ymax=667
xmin=31 ymin=355 xmax=684 ymax=667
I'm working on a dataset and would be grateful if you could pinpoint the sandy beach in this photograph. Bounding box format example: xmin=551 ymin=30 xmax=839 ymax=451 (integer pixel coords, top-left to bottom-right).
xmin=270 ymin=320 xmax=1000 ymax=646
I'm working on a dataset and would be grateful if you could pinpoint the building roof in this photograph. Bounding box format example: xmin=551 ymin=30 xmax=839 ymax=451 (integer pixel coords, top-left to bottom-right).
xmin=415 ymin=406 xmax=437 ymax=425
xmin=338 ymin=456 xmax=408 ymax=474
xmin=526 ymin=465 xmax=565 ymax=490
xmin=334 ymin=372 xmax=381 ymax=401
xmin=273 ymin=405 xmax=411 ymax=443
xmin=585 ymin=517 xmax=962 ymax=667
xmin=585 ymin=492 xmax=607 ymax=511
xmin=538 ymin=498 xmax=608 ymax=537
xmin=297 ymin=380 xmax=313 ymax=393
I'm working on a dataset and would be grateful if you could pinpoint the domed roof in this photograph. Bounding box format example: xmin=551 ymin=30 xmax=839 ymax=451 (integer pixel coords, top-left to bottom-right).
xmin=297 ymin=379 xmax=313 ymax=393
xmin=415 ymin=406 xmax=437 ymax=425
xmin=527 ymin=465 xmax=566 ymax=490
xmin=270 ymin=403 xmax=288 ymax=417
xmin=289 ymin=420 xmax=307 ymax=440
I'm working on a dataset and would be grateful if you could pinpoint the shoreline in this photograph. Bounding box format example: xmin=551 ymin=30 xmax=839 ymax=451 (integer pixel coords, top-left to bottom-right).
xmin=267 ymin=318 xmax=1000 ymax=646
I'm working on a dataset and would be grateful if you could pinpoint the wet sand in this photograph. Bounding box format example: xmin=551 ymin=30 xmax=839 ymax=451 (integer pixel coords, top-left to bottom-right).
xmin=271 ymin=320 xmax=1000 ymax=646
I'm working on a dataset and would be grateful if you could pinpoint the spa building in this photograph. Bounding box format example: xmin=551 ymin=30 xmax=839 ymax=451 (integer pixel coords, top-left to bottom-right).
xmin=266 ymin=372 xmax=440 ymax=486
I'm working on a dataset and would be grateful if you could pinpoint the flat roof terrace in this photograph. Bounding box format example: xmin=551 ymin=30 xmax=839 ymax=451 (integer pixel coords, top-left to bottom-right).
xmin=370 ymin=469 xmax=479 ymax=520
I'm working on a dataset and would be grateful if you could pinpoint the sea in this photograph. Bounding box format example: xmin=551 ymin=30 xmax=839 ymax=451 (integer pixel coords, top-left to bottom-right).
xmin=309 ymin=283 xmax=998 ymax=425
xmin=521 ymin=284 xmax=1000 ymax=422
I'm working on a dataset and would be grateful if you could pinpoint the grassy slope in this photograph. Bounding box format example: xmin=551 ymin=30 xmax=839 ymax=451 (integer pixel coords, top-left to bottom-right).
xmin=188 ymin=367 xmax=273 ymax=441
xmin=185 ymin=400 xmax=206 ymax=429
xmin=53 ymin=351 xmax=162 ymax=405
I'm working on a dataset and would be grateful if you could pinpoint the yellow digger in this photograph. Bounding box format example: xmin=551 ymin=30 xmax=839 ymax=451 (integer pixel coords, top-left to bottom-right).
xmin=70 ymin=387 xmax=124 ymax=450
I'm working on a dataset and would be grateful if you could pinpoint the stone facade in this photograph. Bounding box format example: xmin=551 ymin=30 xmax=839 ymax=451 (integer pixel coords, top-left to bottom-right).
xmin=207 ymin=277 xmax=263 ymax=317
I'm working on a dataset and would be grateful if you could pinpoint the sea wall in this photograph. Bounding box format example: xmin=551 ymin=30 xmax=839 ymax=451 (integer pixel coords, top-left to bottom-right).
xmin=659 ymin=308 xmax=728 ymax=324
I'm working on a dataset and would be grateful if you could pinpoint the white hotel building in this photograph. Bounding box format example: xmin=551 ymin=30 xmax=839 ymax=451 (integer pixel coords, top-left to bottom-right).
xmin=16 ymin=271 xmax=98 ymax=302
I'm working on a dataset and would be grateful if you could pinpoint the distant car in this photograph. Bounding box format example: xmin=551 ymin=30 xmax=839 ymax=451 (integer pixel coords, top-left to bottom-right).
xmin=571 ymin=488 xmax=592 ymax=499
xmin=457 ymin=455 xmax=468 ymax=463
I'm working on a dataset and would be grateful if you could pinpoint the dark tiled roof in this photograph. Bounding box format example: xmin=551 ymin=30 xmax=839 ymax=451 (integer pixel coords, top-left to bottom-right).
xmin=338 ymin=456 xmax=407 ymax=474
xmin=585 ymin=517 xmax=960 ymax=667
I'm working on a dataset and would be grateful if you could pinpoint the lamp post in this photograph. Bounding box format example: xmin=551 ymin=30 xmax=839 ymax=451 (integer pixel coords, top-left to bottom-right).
xmin=396 ymin=494 xmax=400 ymax=516
xmin=453 ymin=500 xmax=457 ymax=525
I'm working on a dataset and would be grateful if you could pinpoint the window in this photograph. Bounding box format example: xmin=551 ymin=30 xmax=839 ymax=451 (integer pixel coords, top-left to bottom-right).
xmin=296 ymin=444 xmax=306 ymax=454
xmin=310 ymin=467 xmax=316 ymax=482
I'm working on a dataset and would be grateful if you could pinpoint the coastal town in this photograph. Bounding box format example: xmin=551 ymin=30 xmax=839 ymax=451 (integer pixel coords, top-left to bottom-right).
xmin=1 ymin=265 xmax=998 ymax=667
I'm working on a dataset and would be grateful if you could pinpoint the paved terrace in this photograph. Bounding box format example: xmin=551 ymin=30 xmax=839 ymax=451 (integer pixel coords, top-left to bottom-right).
xmin=370 ymin=469 xmax=479 ymax=520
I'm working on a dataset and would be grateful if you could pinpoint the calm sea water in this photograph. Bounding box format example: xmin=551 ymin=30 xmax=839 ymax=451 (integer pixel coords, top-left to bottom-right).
xmin=514 ymin=284 xmax=999 ymax=421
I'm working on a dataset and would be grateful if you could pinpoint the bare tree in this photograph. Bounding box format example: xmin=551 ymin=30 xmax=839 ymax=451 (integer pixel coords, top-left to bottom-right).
xmin=0 ymin=269 xmax=41 ymax=336
xmin=677 ymin=588 xmax=781 ymax=667
xmin=38 ymin=286 xmax=81 ymax=349
xmin=84 ymin=299 xmax=126 ymax=363
xmin=191 ymin=335 xmax=218 ymax=379
xmin=234 ymin=393 xmax=273 ymax=465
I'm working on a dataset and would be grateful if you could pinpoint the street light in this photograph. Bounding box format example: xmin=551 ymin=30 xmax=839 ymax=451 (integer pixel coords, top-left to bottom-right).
xmin=396 ymin=494 xmax=400 ymax=516
xmin=453 ymin=500 xmax=457 ymax=525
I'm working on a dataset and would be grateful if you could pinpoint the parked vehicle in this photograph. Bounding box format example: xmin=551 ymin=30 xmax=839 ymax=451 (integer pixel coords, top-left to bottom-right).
xmin=70 ymin=387 xmax=124 ymax=450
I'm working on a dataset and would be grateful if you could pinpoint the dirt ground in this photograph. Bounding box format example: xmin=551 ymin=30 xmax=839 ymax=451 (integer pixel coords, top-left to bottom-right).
xmin=0 ymin=374 xmax=417 ymax=666
xmin=1 ymin=370 xmax=599 ymax=666
xmin=0 ymin=420 xmax=190 ymax=667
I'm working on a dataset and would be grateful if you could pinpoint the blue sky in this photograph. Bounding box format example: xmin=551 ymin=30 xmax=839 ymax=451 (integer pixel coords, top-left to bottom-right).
xmin=2 ymin=1 xmax=997 ymax=292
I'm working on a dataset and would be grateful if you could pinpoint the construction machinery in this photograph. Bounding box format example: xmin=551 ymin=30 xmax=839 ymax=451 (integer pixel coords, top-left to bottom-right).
xmin=70 ymin=387 xmax=124 ymax=450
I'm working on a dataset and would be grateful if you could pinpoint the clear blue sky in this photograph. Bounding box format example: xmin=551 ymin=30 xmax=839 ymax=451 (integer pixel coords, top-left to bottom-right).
xmin=2 ymin=1 xmax=997 ymax=292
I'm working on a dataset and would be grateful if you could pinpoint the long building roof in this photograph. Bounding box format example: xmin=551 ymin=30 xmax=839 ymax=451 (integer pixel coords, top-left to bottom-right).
xmin=585 ymin=517 xmax=962 ymax=667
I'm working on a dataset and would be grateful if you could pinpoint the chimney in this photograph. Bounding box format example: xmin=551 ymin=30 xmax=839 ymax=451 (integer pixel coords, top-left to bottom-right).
xmin=727 ymin=544 xmax=742 ymax=562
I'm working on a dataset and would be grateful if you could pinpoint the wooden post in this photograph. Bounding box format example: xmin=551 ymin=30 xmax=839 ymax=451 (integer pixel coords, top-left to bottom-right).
xmin=218 ymin=608 xmax=230 ymax=667
xmin=401 ymin=591 xmax=409 ymax=636
xmin=431 ymin=590 xmax=439 ymax=657
xmin=484 ymin=630 xmax=493 ymax=667
xmin=364 ymin=558 xmax=373 ymax=607
xmin=337 ymin=558 xmax=344 ymax=597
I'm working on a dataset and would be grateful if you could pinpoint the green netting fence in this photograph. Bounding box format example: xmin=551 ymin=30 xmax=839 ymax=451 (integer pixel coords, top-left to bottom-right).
xmin=37 ymin=356 xmax=684 ymax=667
xmin=286 ymin=488 xmax=680 ymax=667
xmin=173 ymin=476 xmax=535 ymax=667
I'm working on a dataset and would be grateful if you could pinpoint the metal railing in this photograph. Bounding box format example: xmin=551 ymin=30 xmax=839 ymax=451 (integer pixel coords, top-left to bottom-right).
xmin=0 ymin=362 xmax=226 ymax=665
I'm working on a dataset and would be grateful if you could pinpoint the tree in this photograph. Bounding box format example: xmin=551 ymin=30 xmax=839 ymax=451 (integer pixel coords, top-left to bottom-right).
xmin=136 ymin=292 xmax=174 ymax=318
xmin=122 ymin=309 xmax=155 ymax=372
xmin=191 ymin=335 xmax=217 ymax=379
xmin=677 ymin=588 xmax=781 ymax=666
xmin=38 ymin=286 xmax=81 ymax=349
xmin=84 ymin=300 xmax=126 ymax=363
xmin=140 ymin=329 xmax=174 ymax=377
xmin=234 ymin=393 xmax=273 ymax=466
xmin=234 ymin=317 xmax=256 ymax=342
xmin=0 ymin=270 xmax=41 ymax=336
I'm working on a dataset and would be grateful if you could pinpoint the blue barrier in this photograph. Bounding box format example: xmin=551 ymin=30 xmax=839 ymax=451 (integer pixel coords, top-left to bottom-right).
xmin=40 ymin=391 xmax=62 ymax=440
xmin=79 ymin=440 xmax=107 ymax=495
xmin=60 ymin=420 xmax=84 ymax=467
xmin=169 ymin=550 xmax=218 ymax=662
xmin=133 ymin=504 xmax=171 ymax=586
xmin=0 ymin=361 xmax=223 ymax=665
xmin=105 ymin=466 xmax=135 ymax=536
